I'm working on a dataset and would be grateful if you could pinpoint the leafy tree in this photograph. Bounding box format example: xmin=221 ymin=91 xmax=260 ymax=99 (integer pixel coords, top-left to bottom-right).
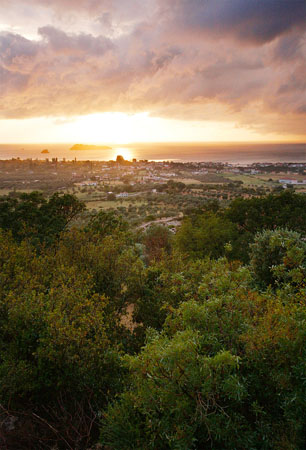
xmin=249 ymin=228 xmax=306 ymax=289
xmin=107 ymin=192 xmax=116 ymax=200
xmin=0 ymin=229 xmax=123 ymax=448
xmin=101 ymin=260 xmax=306 ymax=449
xmin=131 ymin=254 xmax=204 ymax=334
xmin=175 ymin=213 xmax=239 ymax=260
xmin=85 ymin=210 xmax=128 ymax=238
xmin=0 ymin=191 xmax=85 ymax=245
xmin=226 ymin=191 xmax=306 ymax=235
xmin=2 ymin=189 xmax=306 ymax=449
xmin=142 ymin=224 xmax=172 ymax=263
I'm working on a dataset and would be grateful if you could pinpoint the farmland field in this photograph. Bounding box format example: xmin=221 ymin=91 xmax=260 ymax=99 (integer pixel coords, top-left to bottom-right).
xmin=225 ymin=174 xmax=272 ymax=186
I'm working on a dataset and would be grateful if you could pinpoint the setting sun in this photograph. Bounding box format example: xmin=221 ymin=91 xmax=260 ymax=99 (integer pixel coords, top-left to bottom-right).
xmin=1 ymin=112 xmax=300 ymax=146
xmin=113 ymin=148 xmax=133 ymax=161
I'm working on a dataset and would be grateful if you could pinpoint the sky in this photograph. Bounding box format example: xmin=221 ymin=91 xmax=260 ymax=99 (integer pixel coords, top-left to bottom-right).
xmin=0 ymin=0 xmax=306 ymax=144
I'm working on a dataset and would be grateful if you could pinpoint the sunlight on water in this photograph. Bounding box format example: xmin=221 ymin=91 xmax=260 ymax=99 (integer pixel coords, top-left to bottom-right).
xmin=0 ymin=143 xmax=305 ymax=163
xmin=112 ymin=147 xmax=133 ymax=161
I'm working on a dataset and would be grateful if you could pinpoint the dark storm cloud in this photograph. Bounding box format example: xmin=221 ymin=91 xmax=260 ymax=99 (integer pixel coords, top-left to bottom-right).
xmin=0 ymin=0 xmax=306 ymax=137
xmin=273 ymin=33 xmax=304 ymax=61
xmin=163 ymin=0 xmax=306 ymax=44
xmin=1 ymin=0 xmax=305 ymax=44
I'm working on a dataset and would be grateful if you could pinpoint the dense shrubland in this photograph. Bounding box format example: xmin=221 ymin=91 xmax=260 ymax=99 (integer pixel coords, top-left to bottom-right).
xmin=0 ymin=190 xmax=305 ymax=449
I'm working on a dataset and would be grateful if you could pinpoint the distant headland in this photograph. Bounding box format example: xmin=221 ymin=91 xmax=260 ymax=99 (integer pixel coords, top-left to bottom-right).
xmin=41 ymin=149 xmax=49 ymax=154
xmin=70 ymin=144 xmax=112 ymax=151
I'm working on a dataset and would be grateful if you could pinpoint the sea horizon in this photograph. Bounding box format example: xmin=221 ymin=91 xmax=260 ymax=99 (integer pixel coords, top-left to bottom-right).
xmin=0 ymin=142 xmax=305 ymax=164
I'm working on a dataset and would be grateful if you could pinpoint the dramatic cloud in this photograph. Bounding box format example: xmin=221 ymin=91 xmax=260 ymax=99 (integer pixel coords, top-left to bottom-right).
xmin=0 ymin=0 xmax=306 ymax=137
xmin=0 ymin=32 xmax=38 ymax=67
xmin=38 ymin=26 xmax=113 ymax=54
xmin=160 ymin=0 xmax=306 ymax=44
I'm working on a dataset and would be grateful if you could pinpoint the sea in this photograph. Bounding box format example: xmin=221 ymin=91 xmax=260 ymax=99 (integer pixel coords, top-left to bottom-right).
xmin=0 ymin=143 xmax=305 ymax=164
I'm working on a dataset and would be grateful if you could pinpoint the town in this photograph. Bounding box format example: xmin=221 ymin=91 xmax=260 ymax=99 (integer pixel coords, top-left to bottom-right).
xmin=1 ymin=155 xmax=305 ymax=229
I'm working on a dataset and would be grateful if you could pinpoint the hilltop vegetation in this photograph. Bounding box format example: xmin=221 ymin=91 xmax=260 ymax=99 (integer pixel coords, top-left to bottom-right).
xmin=0 ymin=190 xmax=305 ymax=449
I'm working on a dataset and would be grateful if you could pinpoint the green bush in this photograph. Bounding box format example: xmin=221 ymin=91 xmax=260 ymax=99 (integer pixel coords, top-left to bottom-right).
xmin=101 ymin=260 xmax=306 ymax=449
xmin=175 ymin=213 xmax=239 ymax=260
xmin=249 ymin=228 xmax=306 ymax=288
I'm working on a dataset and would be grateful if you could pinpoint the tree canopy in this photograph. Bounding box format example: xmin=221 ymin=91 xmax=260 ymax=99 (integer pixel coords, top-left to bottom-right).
xmin=0 ymin=191 xmax=85 ymax=245
xmin=1 ymin=190 xmax=306 ymax=449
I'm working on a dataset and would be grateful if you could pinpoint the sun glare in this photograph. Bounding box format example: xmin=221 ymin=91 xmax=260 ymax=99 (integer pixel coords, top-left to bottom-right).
xmin=0 ymin=112 xmax=300 ymax=145
xmin=113 ymin=147 xmax=132 ymax=161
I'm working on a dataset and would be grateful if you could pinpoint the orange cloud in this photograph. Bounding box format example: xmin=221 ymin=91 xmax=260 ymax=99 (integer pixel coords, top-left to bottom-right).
xmin=0 ymin=0 xmax=305 ymax=138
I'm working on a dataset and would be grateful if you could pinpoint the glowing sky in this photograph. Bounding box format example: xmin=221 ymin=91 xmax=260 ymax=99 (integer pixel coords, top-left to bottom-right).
xmin=0 ymin=0 xmax=306 ymax=144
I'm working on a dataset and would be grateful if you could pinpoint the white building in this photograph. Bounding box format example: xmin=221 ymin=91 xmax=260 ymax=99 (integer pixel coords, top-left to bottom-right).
xmin=279 ymin=179 xmax=306 ymax=185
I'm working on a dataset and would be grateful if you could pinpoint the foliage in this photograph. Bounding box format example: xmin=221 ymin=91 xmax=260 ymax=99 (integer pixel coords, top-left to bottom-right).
xmin=0 ymin=226 xmax=125 ymax=448
xmin=101 ymin=260 xmax=306 ymax=449
xmin=0 ymin=191 xmax=85 ymax=246
xmin=175 ymin=212 xmax=239 ymax=260
xmin=0 ymin=230 xmax=124 ymax=376
xmin=1 ymin=190 xmax=306 ymax=449
xmin=131 ymin=254 xmax=216 ymax=341
xmin=85 ymin=209 xmax=128 ymax=238
xmin=217 ymin=191 xmax=306 ymax=263
xmin=249 ymin=228 xmax=306 ymax=289
xmin=142 ymin=224 xmax=172 ymax=263
xmin=226 ymin=191 xmax=306 ymax=235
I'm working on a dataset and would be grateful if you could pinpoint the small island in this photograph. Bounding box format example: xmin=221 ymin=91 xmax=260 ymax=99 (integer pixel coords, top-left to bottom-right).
xmin=70 ymin=144 xmax=112 ymax=151
xmin=41 ymin=149 xmax=49 ymax=154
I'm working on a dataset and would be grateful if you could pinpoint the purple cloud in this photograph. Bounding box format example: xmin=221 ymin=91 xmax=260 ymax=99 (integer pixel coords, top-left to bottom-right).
xmin=161 ymin=0 xmax=306 ymax=44
xmin=0 ymin=0 xmax=305 ymax=137
xmin=38 ymin=26 xmax=113 ymax=54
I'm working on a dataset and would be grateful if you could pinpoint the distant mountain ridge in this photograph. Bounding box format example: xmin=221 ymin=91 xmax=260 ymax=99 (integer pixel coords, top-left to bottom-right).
xmin=70 ymin=144 xmax=112 ymax=150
